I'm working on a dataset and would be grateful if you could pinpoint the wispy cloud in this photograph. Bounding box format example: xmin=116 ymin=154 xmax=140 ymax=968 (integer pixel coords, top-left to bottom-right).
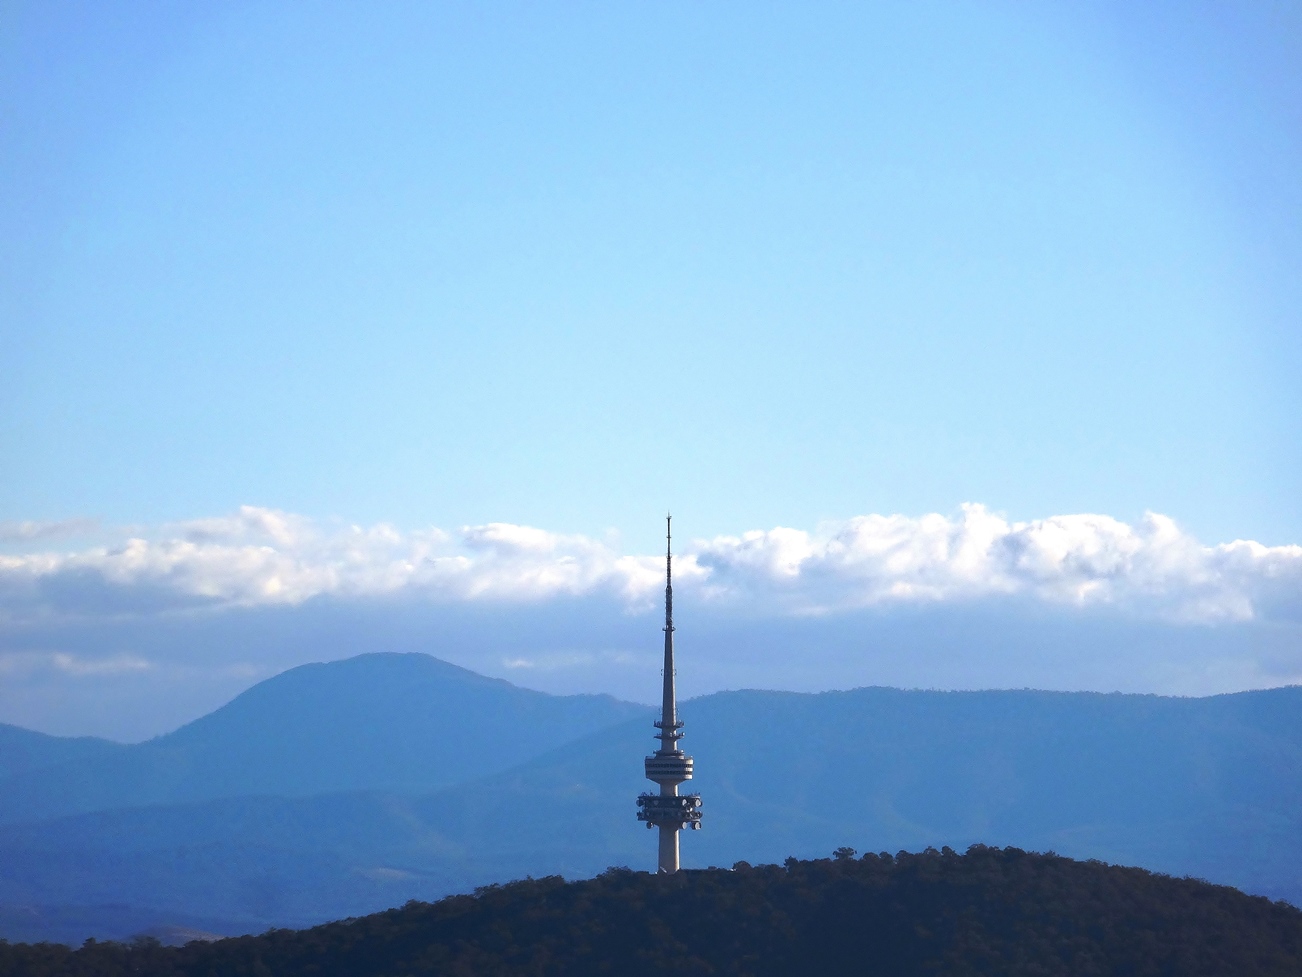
xmin=0 ymin=505 xmax=1298 ymax=625
xmin=502 ymin=650 xmax=638 ymax=671
xmin=0 ymin=518 xmax=99 ymax=543
xmin=0 ymin=649 xmax=152 ymax=678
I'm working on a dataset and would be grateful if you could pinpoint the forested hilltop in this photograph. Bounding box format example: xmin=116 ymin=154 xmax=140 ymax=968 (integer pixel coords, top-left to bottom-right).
xmin=3 ymin=847 xmax=1301 ymax=977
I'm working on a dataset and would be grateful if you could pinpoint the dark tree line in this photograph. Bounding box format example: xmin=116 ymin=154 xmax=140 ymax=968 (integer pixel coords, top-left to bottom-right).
xmin=3 ymin=846 xmax=1301 ymax=976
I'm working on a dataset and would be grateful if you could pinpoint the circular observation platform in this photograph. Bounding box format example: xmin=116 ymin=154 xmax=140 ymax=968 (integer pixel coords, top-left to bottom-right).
xmin=644 ymin=752 xmax=693 ymax=785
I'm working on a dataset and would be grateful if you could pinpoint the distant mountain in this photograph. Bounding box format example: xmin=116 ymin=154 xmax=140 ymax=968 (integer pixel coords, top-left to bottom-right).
xmin=0 ymin=653 xmax=648 ymax=825
xmin=4 ymin=849 xmax=1301 ymax=976
xmin=0 ymin=725 xmax=124 ymax=781
xmin=2 ymin=682 xmax=1301 ymax=942
xmin=0 ymin=903 xmax=243 ymax=948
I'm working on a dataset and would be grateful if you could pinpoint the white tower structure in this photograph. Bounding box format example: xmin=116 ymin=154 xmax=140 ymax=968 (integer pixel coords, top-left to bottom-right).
xmin=636 ymin=515 xmax=702 ymax=872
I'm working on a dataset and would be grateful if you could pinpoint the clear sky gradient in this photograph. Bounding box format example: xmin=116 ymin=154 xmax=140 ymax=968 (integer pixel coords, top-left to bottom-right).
xmin=4 ymin=1 xmax=1299 ymax=551
xmin=2 ymin=3 xmax=1301 ymax=738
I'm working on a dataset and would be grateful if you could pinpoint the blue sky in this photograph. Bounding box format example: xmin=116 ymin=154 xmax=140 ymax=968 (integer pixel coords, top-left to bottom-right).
xmin=2 ymin=2 xmax=1300 ymax=738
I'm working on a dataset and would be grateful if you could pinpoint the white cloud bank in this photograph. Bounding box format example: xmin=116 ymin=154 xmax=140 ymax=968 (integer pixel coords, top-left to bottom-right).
xmin=696 ymin=506 xmax=1302 ymax=623
xmin=1 ymin=504 xmax=1299 ymax=625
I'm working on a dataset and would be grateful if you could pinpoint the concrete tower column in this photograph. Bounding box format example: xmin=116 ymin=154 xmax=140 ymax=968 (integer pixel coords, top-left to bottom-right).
xmin=659 ymin=823 xmax=680 ymax=873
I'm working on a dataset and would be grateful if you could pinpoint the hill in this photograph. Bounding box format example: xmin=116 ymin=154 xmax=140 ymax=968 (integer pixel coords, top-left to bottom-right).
xmin=0 ymin=727 xmax=123 ymax=782
xmin=2 ymin=848 xmax=1301 ymax=976
xmin=2 ymin=681 xmax=1301 ymax=940
xmin=0 ymin=653 xmax=648 ymax=824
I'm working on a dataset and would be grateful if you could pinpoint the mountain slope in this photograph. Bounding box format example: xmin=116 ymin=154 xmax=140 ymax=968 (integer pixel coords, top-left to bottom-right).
xmin=3 ymin=683 xmax=1301 ymax=940
xmin=0 ymin=725 xmax=125 ymax=781
xmin=4 ymin=849 xmax=1301 ymax=976
xmin=0 ymin=653 xmax=648 ymax=825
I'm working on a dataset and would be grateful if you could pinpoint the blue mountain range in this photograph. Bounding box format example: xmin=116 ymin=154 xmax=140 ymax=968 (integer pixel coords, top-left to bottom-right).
xmin=1 ymin=652 xmax=1298 ymax=945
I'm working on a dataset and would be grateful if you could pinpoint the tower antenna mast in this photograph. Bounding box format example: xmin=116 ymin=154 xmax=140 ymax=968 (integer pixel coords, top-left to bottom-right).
xmin=636 ymin=514 xmax=702 ymax=871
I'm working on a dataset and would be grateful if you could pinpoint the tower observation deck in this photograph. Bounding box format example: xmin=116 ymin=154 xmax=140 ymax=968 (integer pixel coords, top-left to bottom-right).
xmin=636 ymin=515 xmax=702 ymax=873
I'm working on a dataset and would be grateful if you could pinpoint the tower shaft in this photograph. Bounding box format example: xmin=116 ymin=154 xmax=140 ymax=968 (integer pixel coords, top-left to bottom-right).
xmin=658 ymin=823 xmax=679 ymax=873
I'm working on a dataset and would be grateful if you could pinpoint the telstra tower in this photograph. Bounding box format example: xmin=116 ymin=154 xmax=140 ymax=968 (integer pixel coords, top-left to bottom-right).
xmin=636 ymin=515 xmax=702 ymax=872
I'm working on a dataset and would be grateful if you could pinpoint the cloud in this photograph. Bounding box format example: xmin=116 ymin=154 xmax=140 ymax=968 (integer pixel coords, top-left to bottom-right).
xmin=695 ymin=505 xmax=1302 ymax=622
xmin=501 ymin=650 xmax=638 ymax=671
xmin=0 ymin=507 xmax=675 ymax=618
xmin=0 ymin=649 xmax=152 ymax=678
xmin=0 ymin=504 xmax=1298 ymax=626
xmin=0 ymin=518 xmax=99 ymax=543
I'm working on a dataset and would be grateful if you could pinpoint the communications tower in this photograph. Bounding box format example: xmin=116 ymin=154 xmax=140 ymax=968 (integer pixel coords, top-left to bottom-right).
xmin=636 ymin=515 xmax=702 ymax=872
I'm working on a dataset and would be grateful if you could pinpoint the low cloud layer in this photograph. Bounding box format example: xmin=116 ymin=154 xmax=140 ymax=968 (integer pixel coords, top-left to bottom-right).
xmin=4 ymin=505 xmax=1301 ymax=739
xmin=1 ymin=505 xmax=1299 ymax=625
xmin=696 ymin=506 xmax=1302 ymax=624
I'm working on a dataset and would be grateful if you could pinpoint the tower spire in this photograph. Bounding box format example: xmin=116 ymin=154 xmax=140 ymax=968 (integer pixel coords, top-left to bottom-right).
xmin=661 ymin=514 xmax=676 ymax=744
xmin=665 ymin=513 xmax=672 ymax=631
xmin=636 ymin=515 xmax=702 ymax=872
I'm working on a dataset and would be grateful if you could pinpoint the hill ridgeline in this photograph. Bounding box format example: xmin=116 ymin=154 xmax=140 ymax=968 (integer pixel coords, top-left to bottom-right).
xmin=2 ymin=848 xmax=1300 ymax=977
